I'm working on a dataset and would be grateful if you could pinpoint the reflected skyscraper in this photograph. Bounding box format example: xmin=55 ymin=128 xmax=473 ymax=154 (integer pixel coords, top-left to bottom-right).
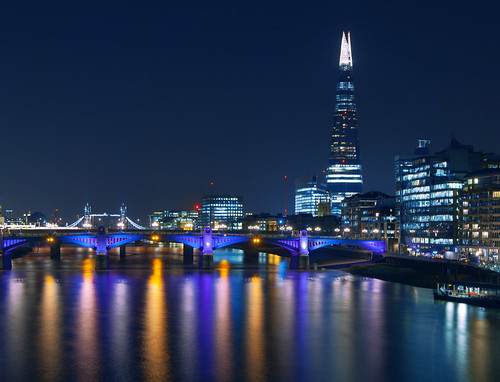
xmin=326 ymin=31 xmax=363 ymax=215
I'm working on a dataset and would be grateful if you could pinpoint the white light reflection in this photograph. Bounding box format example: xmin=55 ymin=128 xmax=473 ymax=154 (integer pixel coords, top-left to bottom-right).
xmin=110 ymin=279 xmax=131 ymax=378
xmin=179 ymin=275 xmax=197 ymax=381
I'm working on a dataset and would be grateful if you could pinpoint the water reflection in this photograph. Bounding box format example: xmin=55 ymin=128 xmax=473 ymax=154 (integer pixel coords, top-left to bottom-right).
xmin=214 ymin=260 xmax=234 ymax=381
xmin=245 ymin=275 xmax=265 ymax=380
xmin=1 ymin=248 xmax=500 ymax=381
xmin=76 ymin=258 xmax=101 ymax=379
xmin=38 ymin=275 xmax=62 ymax=381
xmin=110 ymin=277 xmax=132 ymax=379
xmin=142 ymin=258 xmax=170 ymax=380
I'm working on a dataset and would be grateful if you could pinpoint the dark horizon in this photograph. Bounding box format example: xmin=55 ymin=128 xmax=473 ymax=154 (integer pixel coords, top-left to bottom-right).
xmin=1 ymin=1 xmax=499 ymax=222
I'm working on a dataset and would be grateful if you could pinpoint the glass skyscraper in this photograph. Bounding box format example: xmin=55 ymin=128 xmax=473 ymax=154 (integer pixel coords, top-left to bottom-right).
xmin=294 ymin=176 xmax=329 ymax=216
xmin=326 ymin=31 xmax=363 ymax=216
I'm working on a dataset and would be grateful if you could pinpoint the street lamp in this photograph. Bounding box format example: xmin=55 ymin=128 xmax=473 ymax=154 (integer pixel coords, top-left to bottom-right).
xmin=343 ymin=227 xmax=350 ymax=239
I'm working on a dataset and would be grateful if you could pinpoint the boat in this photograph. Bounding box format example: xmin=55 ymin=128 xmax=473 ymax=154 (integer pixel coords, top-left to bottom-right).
xmin=434 ymin=280 xmax=500 ymax=309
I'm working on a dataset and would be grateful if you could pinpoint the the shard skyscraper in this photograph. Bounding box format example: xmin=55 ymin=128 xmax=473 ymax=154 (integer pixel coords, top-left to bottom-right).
xmin=326 ymin=31 xmax=363 ymax=215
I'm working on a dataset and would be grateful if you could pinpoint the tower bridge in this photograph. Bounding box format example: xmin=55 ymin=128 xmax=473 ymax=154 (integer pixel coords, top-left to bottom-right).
xmin=0 ymin=226 xmax=386 ymax=270
xmin=68 ymin=203 xmax=146 ymax=230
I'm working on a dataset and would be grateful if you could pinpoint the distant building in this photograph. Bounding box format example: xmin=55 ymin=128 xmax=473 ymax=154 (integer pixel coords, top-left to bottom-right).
xmin=243 ymin=213 xmax=283 ymax=232
xmin=148 ymin=210 xmax=198 ymax=230
xmin=199 ymin=195 xmax=244 ymax=231
xmin=341 ymin=191 xmax=397 ymax=252
xmin=458 ymin=168 xmax=500 ymax=266
xmin=295 ymin=176 xmax=329 ymax=217
xmin=326 ymin=31 xmax=363 ymax=215
xmin=396 ymin=139 xmax=487 ymax=255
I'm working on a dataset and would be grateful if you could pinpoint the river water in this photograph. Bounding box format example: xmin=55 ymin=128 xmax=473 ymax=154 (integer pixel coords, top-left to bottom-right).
xmin=1 ymin=246 xmax=499 ymax=382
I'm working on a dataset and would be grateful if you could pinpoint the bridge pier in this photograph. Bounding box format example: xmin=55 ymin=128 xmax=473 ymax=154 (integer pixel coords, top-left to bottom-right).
xmin=1 ymin=252 xmax=12 ymax=270
xmin=119 ymin=245 xmax=126 ymax=260
xmin=199 ymin=227 xmax=214 ymax=269
xmin=297 ymin=230 xmax=310 ymax=269
xmin=50 ymin=239 xmax=61 ymax=260
xmin=95 ymin=226 xmax=109 ymax=270
xmin=183 ymin=244 xmax=194 ymax=265
xmin=244 ymin=247 xmax=260 ymax=265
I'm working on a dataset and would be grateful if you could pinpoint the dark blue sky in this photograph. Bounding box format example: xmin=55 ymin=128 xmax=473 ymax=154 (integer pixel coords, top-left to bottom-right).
xmin=1 ymin=0 xmax=499 ymax=222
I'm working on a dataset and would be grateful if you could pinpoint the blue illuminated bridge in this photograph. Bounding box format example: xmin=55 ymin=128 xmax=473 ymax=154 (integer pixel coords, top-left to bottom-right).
xmin=1 ymin=227 xmax=386 ymax=270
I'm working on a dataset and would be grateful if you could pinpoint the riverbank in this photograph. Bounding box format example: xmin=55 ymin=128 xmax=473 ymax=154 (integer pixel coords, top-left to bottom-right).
xmin=343 ymin=256 xmax=500 ymax=289
xmin=343 ymin=261 xmax=440 ymax=289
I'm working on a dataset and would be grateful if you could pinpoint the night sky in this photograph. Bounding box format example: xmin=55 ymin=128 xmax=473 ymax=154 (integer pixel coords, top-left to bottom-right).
xmin=1 ymin=0 xmax=499 ymax=222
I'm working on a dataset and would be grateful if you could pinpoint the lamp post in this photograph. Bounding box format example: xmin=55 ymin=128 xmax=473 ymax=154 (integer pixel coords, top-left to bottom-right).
xmin=344 ymin=227 xmax=350 ymax=239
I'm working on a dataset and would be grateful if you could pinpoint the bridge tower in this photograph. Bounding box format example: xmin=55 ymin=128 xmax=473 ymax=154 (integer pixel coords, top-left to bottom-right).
xmin=84 ymin=203 xmax=92 ymax=228
xmin=199 ymin=227 xmax=214 ymax=268
xmin=120 ymin=203 xmax=127 ymax=229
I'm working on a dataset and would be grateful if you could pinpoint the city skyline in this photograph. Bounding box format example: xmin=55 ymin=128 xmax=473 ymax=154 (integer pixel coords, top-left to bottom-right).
xmin=1 ymin=1 xmax=500 ymax=221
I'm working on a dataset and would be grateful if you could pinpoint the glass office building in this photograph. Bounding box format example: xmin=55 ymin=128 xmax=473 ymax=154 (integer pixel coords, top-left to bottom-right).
xmin=295 ymin=176 xmax=330 ymax=217
xmin=326 ymin=31 xmax=363 ymax=215
xmin=396 ymin=139 xmax=484 ymax=255
xmin=199 ymin=195 xmax=243 ymax=231
xmin=458 ymin=169 xmax=500 ymax=267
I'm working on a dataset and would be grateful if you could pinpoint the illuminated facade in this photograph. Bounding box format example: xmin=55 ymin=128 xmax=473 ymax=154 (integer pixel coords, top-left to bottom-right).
xmin=199 ymin=195 xmax=243 ymax=231
xmin=294 ymin=176 xmax=329 ymax=217
xmin=326 ymin=31 xmax=363 ymax=215
xmin=341 ymin=191 xmax=397 ymax=251
xmin=458 ymin=169 xmax=500 ymax=267
xmin=396 ymin=139 xmax=485 ymax=255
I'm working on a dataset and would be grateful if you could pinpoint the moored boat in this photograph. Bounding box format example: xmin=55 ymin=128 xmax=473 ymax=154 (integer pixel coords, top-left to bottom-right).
xmin=434 ymin=281 xmax=500 ymax=309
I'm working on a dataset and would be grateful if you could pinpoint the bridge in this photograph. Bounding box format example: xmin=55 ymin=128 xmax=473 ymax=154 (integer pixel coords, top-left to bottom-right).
xmin=0 ymin=227 xmax=386 ymax=270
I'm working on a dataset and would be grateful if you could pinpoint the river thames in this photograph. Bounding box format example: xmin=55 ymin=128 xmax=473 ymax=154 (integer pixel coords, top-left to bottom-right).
xmin=1 ymin=246 xmax=499 ymax=381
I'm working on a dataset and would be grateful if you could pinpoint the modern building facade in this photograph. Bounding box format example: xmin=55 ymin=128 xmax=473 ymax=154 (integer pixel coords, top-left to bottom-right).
xmin=326 ymin=31 xmax=363 ymax=216
xmin=341 ymin=191 xmax=398 ymax=252
xmin=458 ymin=169 xmax=500 ymax=268
xmin=396 ymin=139 xmax=486 ymax=255
xmin=199 ymin=195 xmax=244 ymax=231
xmin=148 ymin=210 xmax=198 ymax=230
xmin=294 ymin=176 xmax=330 ymax=217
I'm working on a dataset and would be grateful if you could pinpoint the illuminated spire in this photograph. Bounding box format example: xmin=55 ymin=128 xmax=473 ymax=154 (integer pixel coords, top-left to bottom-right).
xmin=339 ymin=31 xmax=353 ymax=69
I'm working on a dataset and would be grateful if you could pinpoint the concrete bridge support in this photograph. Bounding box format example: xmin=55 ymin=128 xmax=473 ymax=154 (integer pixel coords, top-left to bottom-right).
xmin=0 ymin=230 xmax=9 ymax=270
xmin=244 ymin=247 xmax=260 ymax=265
xmin=183 ymin=244 xmax=194 ymax=265
xmin=1 ymin=252 xmax=12 ymax=270
xmin=298 ymin=230 xmax=310 ymax=269
xmin=95 ymin=226 xmax=109 ymax=270
xmin=50 ymin=239 xmax=61 ymax=260
xmin=119 ymin=245 xmax=126 ymax=260
xmin=199 ymin=227 xmax=214 ymax=269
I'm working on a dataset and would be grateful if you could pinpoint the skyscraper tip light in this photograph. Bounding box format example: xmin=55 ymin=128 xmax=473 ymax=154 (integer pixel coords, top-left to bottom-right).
xmin=326 ymin=31 xmax=363 ymax=216
xmin=339 ymin=31 xmax=353 ymax=68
